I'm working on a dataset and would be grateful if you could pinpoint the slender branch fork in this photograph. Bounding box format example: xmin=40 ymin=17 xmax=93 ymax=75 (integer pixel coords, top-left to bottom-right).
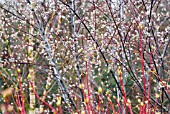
xmin=26 ymin=0 xmax=76 ymax=109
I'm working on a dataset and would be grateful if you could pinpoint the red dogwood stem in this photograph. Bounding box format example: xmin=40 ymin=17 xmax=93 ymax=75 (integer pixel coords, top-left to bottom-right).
xmin=30 ymin=82 xmax=57 ymax=114
xmin=139 ymin=27 xmax=146 ymax=113
xmin=86 ymin=61 xmax=93 ymax=113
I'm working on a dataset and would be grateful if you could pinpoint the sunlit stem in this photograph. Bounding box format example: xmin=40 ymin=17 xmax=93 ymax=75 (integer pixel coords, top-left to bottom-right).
xmin=28 ymin=10 xmax=36 ymax=114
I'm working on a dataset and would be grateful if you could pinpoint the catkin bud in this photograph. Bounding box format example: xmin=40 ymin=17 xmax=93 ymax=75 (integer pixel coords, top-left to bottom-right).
xmin=138 ymin=23 xmax=143 ymax=29
xmin=98 ymin=86 xmax=102 ymax=94
xmin=17 ymin=68 xmax=21 ymax=73
xmin=56 ymin=100 xmax=61 ymax=106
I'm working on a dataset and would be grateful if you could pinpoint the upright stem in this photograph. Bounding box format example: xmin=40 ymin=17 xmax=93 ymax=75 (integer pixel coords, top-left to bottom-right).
xmin=28 ymin=12 xmax=36 ymax=114
xmin=148 ymin=51 xmax=153 ymax=114
xmin=86 ymin=60 xmax=92 ymax=113
xmin=18 ymin=72 xmax=26 ymax=114
xmin=70 ymin=0 xmax=84 ymax=102
xmin=139 ymin=26 xmax=146 ymax=113
xmin=119 ymin=0 xmax=126 ymax=113
xmin=110 ymin=0 xmax=120 ymax=108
